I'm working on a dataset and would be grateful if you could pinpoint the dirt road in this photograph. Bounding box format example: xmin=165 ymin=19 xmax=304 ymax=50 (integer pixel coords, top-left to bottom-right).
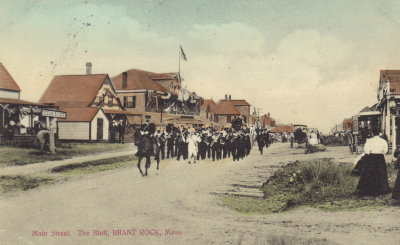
xmin=1 ymin=143 xmax=400 ymax=245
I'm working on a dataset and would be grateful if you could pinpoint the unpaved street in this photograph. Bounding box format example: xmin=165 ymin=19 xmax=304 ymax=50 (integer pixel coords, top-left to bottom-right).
xmin=1 ymin=143 xmax=400 ymax=245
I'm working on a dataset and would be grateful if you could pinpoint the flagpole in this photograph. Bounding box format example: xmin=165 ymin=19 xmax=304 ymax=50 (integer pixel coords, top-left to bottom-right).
xmin=179 ymin=45 xmax=181 ymax=87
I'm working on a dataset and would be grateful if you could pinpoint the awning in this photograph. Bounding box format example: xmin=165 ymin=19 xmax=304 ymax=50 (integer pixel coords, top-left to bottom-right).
xmin=103 ymin=109 xmax=139 ymax=116
xmin=0 ymin=98 xmax=47 ymax=106
xmin=356 ymin=111 xmax=381 ymax=117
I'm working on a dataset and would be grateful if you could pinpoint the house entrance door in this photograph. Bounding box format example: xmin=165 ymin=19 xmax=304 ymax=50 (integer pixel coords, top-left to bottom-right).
xmin=97 ymin=118 xmax=103 ymax=140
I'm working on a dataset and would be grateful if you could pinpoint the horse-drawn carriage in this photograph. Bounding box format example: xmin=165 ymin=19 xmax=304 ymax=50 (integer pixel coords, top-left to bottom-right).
xmin=347 ymin=111 xmax=382 ymax=154
xmin=293 ymin=124 xmax=308 ymax=146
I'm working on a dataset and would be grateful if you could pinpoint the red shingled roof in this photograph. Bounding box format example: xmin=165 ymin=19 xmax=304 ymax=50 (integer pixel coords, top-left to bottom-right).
xmin=113 ymin=69 xmax=168 ymax=92
xmin=214 ymin=100 xmax=241 ymax=115
xmin=0 ymin=63 xmax=20 ymax=92
xmin=229 ymin=100 xmax=250 ymax=106
xmin=39 ymin=74 xmax=108 ymax=107
xmin=201 ymin=99 xmax=218 ymax=113
xmin=58 ymin=107 xmax=100 ymax=122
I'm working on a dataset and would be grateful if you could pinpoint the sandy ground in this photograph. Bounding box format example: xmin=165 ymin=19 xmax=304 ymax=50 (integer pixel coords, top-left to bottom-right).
xmin=0 ymin=143 xmax=400 ymax=245
xmin=0 ymin=143 xmax=136 ymax=176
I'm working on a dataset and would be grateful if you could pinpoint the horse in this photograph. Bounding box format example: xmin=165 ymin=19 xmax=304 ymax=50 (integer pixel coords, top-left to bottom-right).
xmin=134 ymin=129 xmax=161 ymax=177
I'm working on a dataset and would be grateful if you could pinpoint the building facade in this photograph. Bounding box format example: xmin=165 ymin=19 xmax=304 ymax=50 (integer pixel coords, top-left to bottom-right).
xmin=39 ymin=65 xmax=131 ymax=141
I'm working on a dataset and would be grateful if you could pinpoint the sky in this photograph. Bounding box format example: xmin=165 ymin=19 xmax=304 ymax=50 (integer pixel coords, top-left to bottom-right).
xmin=1 ymin=0 xmax=400 ymax=132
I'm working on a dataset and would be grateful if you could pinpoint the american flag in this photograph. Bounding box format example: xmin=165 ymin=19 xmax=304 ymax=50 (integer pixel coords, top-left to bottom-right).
xmin=180 ymin=45 xmax=187 ymax=61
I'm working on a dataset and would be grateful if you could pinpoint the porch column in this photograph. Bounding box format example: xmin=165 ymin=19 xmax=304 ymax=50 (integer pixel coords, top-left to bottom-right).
xmin=386 ymin=97 xmax=391 ymax=145
xmin=392 ymin=115 xmax=397 ymax=156
xmin=382 ymin=105 xmax=386 ymax=134
xmin=49 ymin=118 xmax=56 ymax=154
xmin=46 ymin=116 xmax=50 ymax=129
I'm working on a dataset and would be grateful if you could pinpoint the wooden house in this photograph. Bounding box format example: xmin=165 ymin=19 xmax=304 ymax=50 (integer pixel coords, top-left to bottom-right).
xmin=39 ymin=66 xmax=133 ymax=141
xmin=0 ymin=63 xmax=62 ymax=145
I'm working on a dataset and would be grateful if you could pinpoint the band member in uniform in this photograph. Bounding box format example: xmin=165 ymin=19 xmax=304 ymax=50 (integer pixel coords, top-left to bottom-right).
xmin=166 ymin=124 xmax=175 ymax=159
xmin=135 ymin=115 xmax=156 ymax=176
xmin=256 ymin=129 xmax=265 ymax=155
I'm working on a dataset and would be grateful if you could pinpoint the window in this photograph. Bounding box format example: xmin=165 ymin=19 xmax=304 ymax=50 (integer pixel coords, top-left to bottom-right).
xmin=391 ymin=88 xmax=396 ymax=93
xmin=108 ymin=95 xmax=113 ymax=107
xmin=243 ymin=116 xmax=247 ymax=123
xmin=124 ymin=96 xmax=136 ymax=108
xmin=214 ymin=115 xmax=219 ymax=123
xmin=227 ymin=115 xmax=231 ymax=123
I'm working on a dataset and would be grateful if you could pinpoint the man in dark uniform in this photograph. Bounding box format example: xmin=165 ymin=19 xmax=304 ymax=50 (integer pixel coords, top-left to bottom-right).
xmin=198 ymin=130 xmax=207 ymax=160
xmin=118 ymin=121 xmax=125 ymax=144
xmin=166 ymin=124 xmax=175 ymax=159
xmin=136 ymin=115 xmax=156 ymax=176
xmin=211 ymin=131 xmax=220 ymax=161
xmin=205 ymin=130 xmax=212 ymax=159
xmin=256 ymin=129 xmax=265 ymax=155
xmin=156 ymin=130 xmax=166 ymax=160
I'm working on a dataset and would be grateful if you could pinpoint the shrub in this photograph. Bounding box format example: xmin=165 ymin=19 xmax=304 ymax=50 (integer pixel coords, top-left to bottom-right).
xmin=261 ymin=159 xmax=358 ymax=209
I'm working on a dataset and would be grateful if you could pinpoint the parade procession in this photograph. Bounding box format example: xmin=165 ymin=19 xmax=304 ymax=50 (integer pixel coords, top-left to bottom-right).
xmin=4 ymin=1 xmax=400 ymax=245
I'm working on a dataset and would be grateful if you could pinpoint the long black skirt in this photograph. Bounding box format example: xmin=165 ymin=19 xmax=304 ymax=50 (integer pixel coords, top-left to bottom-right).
xmin=356 ymin=154 xmax=390 ymax=196
xmin=392 ymin=166 xmax=400 ymax=200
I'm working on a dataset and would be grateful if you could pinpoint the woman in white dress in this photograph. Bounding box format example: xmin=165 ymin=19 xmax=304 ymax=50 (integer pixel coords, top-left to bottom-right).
xmin=187 ymin=131 xmax=201 ymax=164
xmin=309 ymin=131 xmax=319 ymax=145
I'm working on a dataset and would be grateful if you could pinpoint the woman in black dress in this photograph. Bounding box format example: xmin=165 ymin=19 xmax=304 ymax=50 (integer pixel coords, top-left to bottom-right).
xmin=392 ymin=147 xmax=400 ymax=201
xmin=354 ymin=128 xmax=390 ymax=196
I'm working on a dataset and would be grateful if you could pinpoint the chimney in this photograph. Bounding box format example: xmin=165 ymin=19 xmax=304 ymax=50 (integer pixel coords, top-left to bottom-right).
xmin=122 ymin=72 xmax=128 ymax=89
xmin=225 ymin=94 xmax=228 ymax=101
xmin=86 ymin=62 xmax=92 ymax=75
xmin=229 ymin=95 xmax=231 ymax=100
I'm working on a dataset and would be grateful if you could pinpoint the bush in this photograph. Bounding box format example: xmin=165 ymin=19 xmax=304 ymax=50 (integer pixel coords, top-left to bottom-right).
xmin=261 ymin=159 xmax=358 ymax=209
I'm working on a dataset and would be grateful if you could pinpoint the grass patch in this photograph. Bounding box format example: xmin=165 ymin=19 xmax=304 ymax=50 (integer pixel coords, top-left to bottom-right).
xmin=223 ymin=159 xmax=398 ymax=214
xmin=0 ymin=142 xmax=130 ymax=166
xmin=0 ymin=175 xmax=55 ymax=193
xmin=51 ymin=154 xmax=137 ymax=175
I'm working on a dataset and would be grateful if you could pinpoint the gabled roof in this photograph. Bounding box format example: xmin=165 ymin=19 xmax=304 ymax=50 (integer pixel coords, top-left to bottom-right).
xmin=39 ymin=74 xmax=108 ymax=107
xmin=0 ymin=63 xmax=21 ymax=92
xmin=229 ymin=99 xmax=250 ymax=106
xmin=359 ymin=104 xmax=378 ymax=113
xmin=113 ymin=69 xmax=168 ymax=92
xmin=201 ymin=99 xmax=218 ymax=113
xmin=58 ymin=107 xmax=100 ymax=122
xmin=214 ymin=100 xmax=241 ymax=115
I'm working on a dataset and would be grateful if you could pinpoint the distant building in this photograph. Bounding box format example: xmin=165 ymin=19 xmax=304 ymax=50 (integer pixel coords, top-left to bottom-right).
xmin=342 ymin=118 xmax=353 ymax=131
xmin=213 ymin=95 xmax=251 ymax=127
xmin=251 ymin=113 xmax=276 ymax=127
xmin=270 ymin=125 xmax=294 ymax=133
xmin=213 ymin=99 xmax=241 ymax=127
